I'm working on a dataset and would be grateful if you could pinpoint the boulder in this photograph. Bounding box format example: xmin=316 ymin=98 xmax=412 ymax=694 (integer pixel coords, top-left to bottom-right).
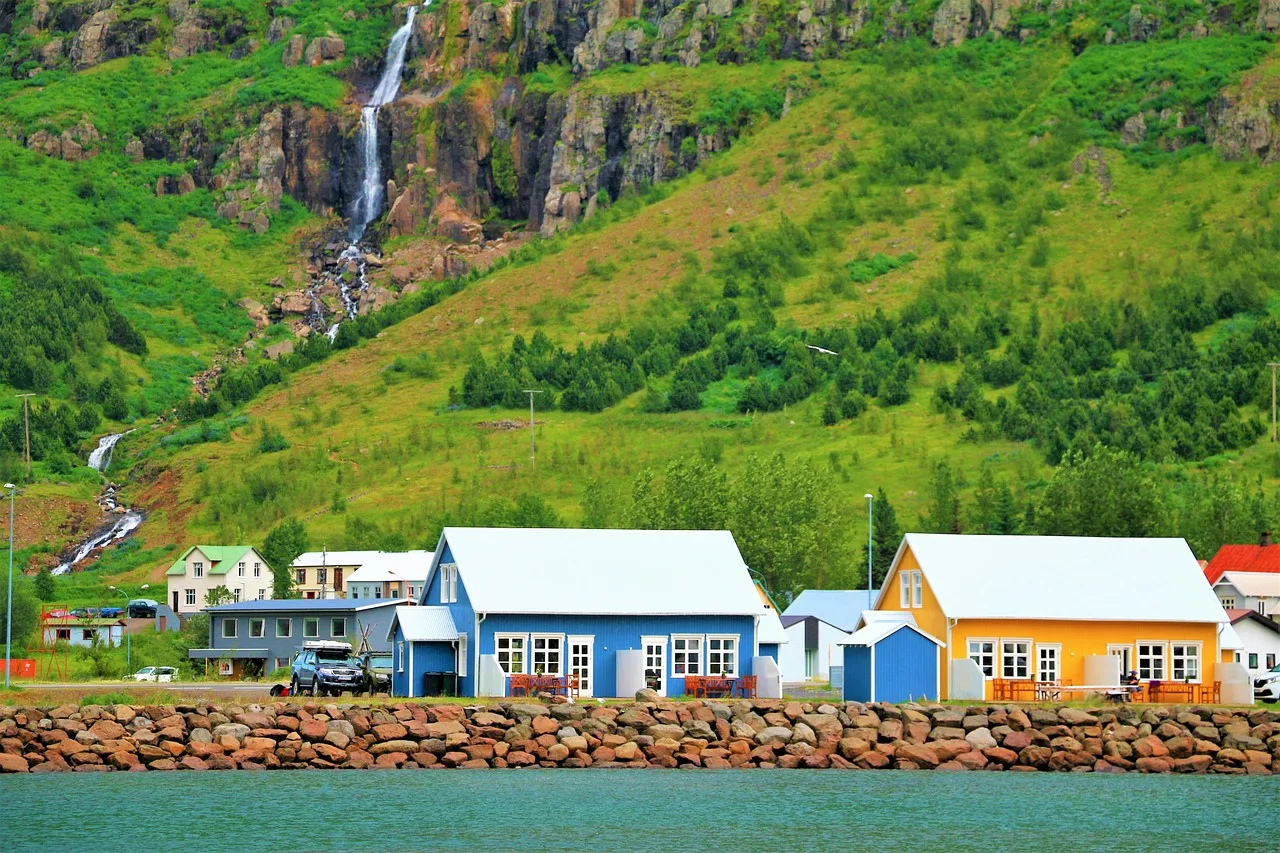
xmin=755 ymin=727 xmax=793 ymax=747
xmin=965 ymin=727 xmax=998 ymax=751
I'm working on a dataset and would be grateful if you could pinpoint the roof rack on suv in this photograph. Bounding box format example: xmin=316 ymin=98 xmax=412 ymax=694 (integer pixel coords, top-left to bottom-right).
xmin=301 ymin=640 xmax=353 ymax=654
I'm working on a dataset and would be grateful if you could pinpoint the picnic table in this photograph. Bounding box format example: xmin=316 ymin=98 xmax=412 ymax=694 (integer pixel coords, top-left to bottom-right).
xmin=509 ymin=673 xmax=580 ymax=699
xmin=685 ymin=675 xmax=757 ymax=699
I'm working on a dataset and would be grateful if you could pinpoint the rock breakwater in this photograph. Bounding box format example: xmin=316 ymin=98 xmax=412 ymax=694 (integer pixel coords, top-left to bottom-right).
xmin=2 ymin=697 xmax=1277 ymax=774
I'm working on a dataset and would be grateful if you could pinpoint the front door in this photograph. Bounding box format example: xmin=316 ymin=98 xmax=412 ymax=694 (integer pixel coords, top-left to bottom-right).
xmin=1108 ymin=645 xmax=1131 ymax=679
xmin=568 ymin=636 xmax=593 ymax=698
xmin=172 ymin=590 xmax=179 ymax=612
xmin=643 ymin=636 xmax=666 ymax=696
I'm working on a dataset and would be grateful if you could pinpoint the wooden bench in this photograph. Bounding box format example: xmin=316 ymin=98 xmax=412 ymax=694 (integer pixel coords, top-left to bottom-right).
xmin=686 ymin=675 xmax=754 ymax=699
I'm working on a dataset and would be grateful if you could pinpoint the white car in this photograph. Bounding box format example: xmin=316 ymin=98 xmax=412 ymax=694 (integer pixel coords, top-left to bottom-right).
xmin=124 ymin=666 xmax=178 ymax=683
xmin=1256 ymin=664 xmax=1280 ymax=703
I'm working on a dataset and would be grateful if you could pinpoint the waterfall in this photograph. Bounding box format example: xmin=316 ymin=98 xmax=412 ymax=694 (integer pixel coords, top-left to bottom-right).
xmin=56 ymin=437 xmax=144 ymax=575
xmin=87 ymin=432 xmax=127 ymax=473
xmin=347 ymin=5 xmax=418 ymax=242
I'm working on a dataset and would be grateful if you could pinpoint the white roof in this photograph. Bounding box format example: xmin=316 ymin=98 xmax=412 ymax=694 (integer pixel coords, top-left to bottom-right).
xmin=344 ymin=552 xmax=433 ymax=584
xmin=386 ymin=606 xmax=458 ymax=643
xmin=432 ymin=528 xmax=763 ymax=616
xmin=840 ymin=620 xmax=944 ymax=648
xmin=293 ymin=550 xmax=433 ymax=574
xmin=856 ymin=609 xmax=916 ymax=630
xmin=881 ymin=534 xmax=1228 ymax=624
xmin=757 ymin=608 xmax=788 ymax=645
xmin=1216 ymin=572 xmax=1280 ymax=598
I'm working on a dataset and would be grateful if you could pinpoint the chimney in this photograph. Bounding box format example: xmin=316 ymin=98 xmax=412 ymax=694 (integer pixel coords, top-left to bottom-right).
xmin=1261 ymin=532 xmax=1273 ymax=547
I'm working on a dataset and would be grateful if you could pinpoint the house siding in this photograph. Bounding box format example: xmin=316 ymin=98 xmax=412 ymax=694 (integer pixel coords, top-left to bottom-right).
xmin=392 ymin=633 xmax=458 ymax=698
xmin=759 ymin=642 xmax=780 ymax=662
xmin=168 ymin=547 xmax=274 ymax=615
xmin=422 ymin=543 xmax=477 ymax=695
xmin=203 ymin=604 xmax=398 ymax=675
xmin=842 ymin=645 xmax=872 ymax=702
xmin=874 ymin=626 xmax=939 ymax=703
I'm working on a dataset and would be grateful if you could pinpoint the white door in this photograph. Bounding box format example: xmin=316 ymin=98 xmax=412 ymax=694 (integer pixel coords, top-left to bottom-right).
xmin=1108 ymin=644 xmax=1131 ymax=679
xmin=568 ymin=636 xmax=593 ymax=698
xmin=643 ymin=636 xmax=666 ymax=696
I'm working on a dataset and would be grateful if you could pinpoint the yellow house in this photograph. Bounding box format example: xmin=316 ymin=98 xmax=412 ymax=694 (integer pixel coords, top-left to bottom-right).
xmin=875 ymin=534 xmax=1232 ymax=700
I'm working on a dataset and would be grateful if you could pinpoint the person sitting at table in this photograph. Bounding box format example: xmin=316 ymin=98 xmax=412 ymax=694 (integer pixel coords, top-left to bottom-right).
xmin=1123 ymin=671 xmax=1141 ymax=700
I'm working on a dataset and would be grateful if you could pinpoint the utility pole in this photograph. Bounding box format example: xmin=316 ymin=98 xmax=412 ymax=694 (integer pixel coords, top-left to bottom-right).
xmin=14 ymin=394 xmax=34 ymax=480
xmin=1270 ymin=363 xmax=1279 ymax=443
xmin=523 ymin=390 xmax=543 ymax=470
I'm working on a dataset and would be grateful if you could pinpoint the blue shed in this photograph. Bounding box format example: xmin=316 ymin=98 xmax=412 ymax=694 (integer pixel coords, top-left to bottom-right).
xmin=839 ymin=619 xmax=944 ymax=704
xmin=389 ymin=527 xmax=781 ymax=699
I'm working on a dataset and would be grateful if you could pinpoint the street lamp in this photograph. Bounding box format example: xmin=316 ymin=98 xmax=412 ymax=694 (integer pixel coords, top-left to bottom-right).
xmin=864 ymin=493 xmax=874 ymax=600
xmin=4 ymin=483 xmax=14 ymax=690
xmin=386 ymin=571 xmax=415 ymax=606
xmin=108 ymin=582 xmax=149 ymax=673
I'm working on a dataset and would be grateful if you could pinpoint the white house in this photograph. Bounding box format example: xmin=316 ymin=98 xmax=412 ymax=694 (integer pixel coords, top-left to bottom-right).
xmin=42 ymin=618 xmax=124 ymax=648
xmin=1214 ymin=572 xmax=1280 ymax=619
xmin=1226 ymin=609 xmax=1280 ymax=679
xmin=165 ymin=545 xmax=274 ymax=615
xmin=344 ymin=551 xmax=433 ymax=601
xmin=779 ymin=589 xmax=874 ymax=683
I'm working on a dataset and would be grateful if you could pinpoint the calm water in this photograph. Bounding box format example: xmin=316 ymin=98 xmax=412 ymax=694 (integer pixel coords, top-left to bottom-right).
xmin=2 ymin=769 xmax=1275 ymax=852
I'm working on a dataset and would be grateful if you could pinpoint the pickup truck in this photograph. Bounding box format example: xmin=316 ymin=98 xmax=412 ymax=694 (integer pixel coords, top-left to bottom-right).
xmin=290 ymin=641 xmax=364 ymax=697
xmin=357 ymin=651 xmax=394 ymax=695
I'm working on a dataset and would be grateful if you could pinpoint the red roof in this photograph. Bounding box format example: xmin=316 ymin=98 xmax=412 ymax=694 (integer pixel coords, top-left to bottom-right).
xmin=1224 ymin=608 xmax=1253 ymax=622
xmin=1203 ymin=544 xmax=1280 ymax=584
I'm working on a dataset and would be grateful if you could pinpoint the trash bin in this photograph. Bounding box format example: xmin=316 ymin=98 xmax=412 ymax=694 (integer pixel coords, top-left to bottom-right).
xmin=422 ymin=672 xmax=458 ymax=697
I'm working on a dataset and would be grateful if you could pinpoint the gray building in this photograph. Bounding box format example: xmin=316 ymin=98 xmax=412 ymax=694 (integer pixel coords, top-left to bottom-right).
xmin=190 ymin=599 xmax=401 ymax=679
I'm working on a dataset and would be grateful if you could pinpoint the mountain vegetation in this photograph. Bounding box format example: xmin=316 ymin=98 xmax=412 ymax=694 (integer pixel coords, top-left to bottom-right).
xmin=3 ymin=0 xmax=1280 ymax=601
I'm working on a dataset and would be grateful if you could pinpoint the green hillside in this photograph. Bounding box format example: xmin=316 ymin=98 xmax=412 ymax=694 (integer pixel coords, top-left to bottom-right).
xmin=3 ymin=0 xmax=1280 ymax=603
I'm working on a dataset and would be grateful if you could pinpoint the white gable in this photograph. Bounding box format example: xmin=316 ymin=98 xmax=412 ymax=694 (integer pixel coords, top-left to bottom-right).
xmin=433 ymin=527 xmax=764 ymax=616
xmin=881 ymin=533 xmax=1228 ymax=624
xmin=344 ymin=552 xmax=434 ymax=584
xmin=1217 ymin=572 xmax=1280 ymax=599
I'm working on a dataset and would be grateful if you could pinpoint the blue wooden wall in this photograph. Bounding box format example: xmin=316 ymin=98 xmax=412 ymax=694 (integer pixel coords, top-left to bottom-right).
xmin=421 ymin=542 xmax=478 ymax=695
xmin=759 ymin=642 xmax=780 ymax=662
xmin=873 ymin=625 xmax=937 ymax=703
xmin=391 ymin=630 xmax=457 ymax=698
xmin=842 ymin=644 xmax=872 ymax=702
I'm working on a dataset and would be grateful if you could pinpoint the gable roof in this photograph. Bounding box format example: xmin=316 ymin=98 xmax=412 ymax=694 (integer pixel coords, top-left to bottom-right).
xmin=757 ymin=607 xmax=789 ymax=645
xmin=165 ymin=545 xmax=254 ymax=576
xmin=881 ymin=534 xmax=1227 ymax=624
xmin=1215 ymin=572 xmax=1280 ymax=598
xmin=1204 ymin=544 xmax=1280 ymax=584
xmin=430 ymin=527 xmax=763 ymax=616
xmin=387 ymin=606 xmax=458 ymax=643
xmin=782 ymin=589 xmax=875 ymax=632
xmin=342 ymin=552 xmax=434 ymax=585
xmin=1225 ymin=608 xmax=1280 ymax=636
xmin=839 ymin=619 xmax=944 ymax=648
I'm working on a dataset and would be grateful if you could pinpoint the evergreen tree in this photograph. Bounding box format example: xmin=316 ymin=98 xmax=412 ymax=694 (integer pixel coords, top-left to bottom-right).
xmin=864 ymin=487 xmax=902 ymax=587
xmin=260 ymin=518 xmax=308 ymax=598
xmin=921 ymin=460 xmax=962 ymax=533
xmin=1036 ymin=445 xmax=1167 ymax=537
xmin=580 ymin=479 xmax=613 ymax=528
xmin=34 ymin=567 xmax=55 ymax=601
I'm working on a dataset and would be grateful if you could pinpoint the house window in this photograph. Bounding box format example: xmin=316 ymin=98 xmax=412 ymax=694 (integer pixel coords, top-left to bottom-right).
xmin=707 ymin=636 xmax=738 ymax=677
xmin=55 ymin=628 xmax=70 ymax=641
xmin=1137 ymin=642 xmax=1166 ymax=680
xmin=409 ymin=586 xmax=417 ymax=599
xmin=232 ymin=588 xmax=241 ymax=602
xmin=1268 ymin=654 xmax=1277 ymax=670
xmin=295 ymin=568 xmax=306 ymax=585
xmin=249 ymin=619 xmax=265 ymax=639
xmin=331 ymin=617 xmax=346 ymax=638
xmin=1001 ymin=640 xmax=1030 ymax=679
xmin=1219 ymin=595 xmax=1235 ymax=609
xmin=968 ymin=639 xmax=996 ymax=678
xmin=275 ymin=657 xmax=290 ymax=671
xmin=441 ymin=564 xmax=458 ymax=603
xmin=303 ymin=618 xmax=319 ymax=638
xmin=374 ymin=588 xmax=382 ymax=599
xmin=1037 ymin=644 xmax=1061 ymax=683
xmin=276 ymin=618 xmax=292 ymax=638
xmin=81 ymin=629 xmax=94 ymax=641
xmin=1248 ymin=652 xmax=1259 ymax=669
xmin=531 ymin=635 xmax=563 ymax=676
xmin=391 ymin=588 xmax=400 ymax=599
xmin=222 ymin=619 xmax=237 ymax=639
xmin=253 ymin=562 xmax=262 ymax=578
xmin=193 ymin=562 xmax=203 ymax=579
xmin=672 ymin=636 xmax=702 ymax=676
xmin=457 ymin=633 xmax=468 ymax=677
xmin=238 ymin=561 xmax=245 ymax=577
xmin=899 ymin=571 xmax=911 ymax=607
xmin=496 ymin=635 xmax=526 ymax=674
xmin=185 ymin=589 xmax=196 ymax=606
xmin=318 ymin=567 xmax=327 ymax=586
xmin=256 ymin=589 xmax=267 ymax=601
xmin=1108 ymin=644 xmax=1132 ymax=677
xmin=1259 ymin=601 xmax=1268 ymax=617
xmin=911 ymin=571 xmax=923 ymax=608
xmin=1171 ymin=643 xmax=1200 ymax=682
xmin=397 ymin=641 xmax=405 ymax=673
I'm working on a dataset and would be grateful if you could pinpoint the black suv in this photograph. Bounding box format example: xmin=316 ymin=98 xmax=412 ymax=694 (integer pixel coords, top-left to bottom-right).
xmin=290 ymin=642 xmax=364 ymax=697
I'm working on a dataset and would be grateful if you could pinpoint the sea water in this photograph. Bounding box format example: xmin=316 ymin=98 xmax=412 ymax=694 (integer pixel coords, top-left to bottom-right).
xmin=1 ymin=769 xmax=1275 ymax=851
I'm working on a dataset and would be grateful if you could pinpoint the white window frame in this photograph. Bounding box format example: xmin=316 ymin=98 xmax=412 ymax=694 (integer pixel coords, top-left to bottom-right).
xmin=303 ymin=618 xmax=319 ymax=639
xmin=457 ymin=632 xmax=468 ymax=677
xmin=495 ymin=634 xmax=527 ymax=675
xmin=439 ymin=564 xmax=458 ymax=604
xmin=218 ymin=660 xmax=233 ymax=676
xmin=232 ymin=588 xmax=241 ymax=603
xmin=642 ymin=635 xmax=667 ymax=696
xmin=249 ymin=618 xmax=265 ymax=639
xmin=275 ymin=657 xmax=290 ymax=671
xmin=1000 ymin=639 xmax=1031 ymax=680
xmin=331 ymin=617 xmax=346 ymax=638
xmin=1036 ymin=643 xmax=1061 ymax=683
xmin=193 ymin=562 xmax=203 ymax=579
xmin=568 ymin=635 xmax=594 ymax=698
xmin=237 ymin=561 xmax=245 ymax=577
xmin=1219 ymin=595 xmax=1235 ymax=609
xmin=899 ymin=571 xmax=911 ymax=607
xmin=672 ymin=635 xmax=703 ymax=677
xmin=911 ymin=571 xmax=923 ymax=608
xmin=531 ymin=634 xmax=564 ymax=676
xmin=1170 ymin=641 xmax=1201 ymax=683
xmin=184 ymin=589 xmax=196 ymax=606
xmin=1137 ymin=640 xmax=1167 ymax=681
xmin=222 ymin=619 xmax=237 ymax=639
xmin=256 ymin=589 xmax=267 ymax=601
xmin=276 ymin=618 xmax=292 ymax=638
xmin=397 ymin=641 xmax=405 ymax=674
xmin=968 ymin=638 xmax=996 ymax=679
xmin=707 ymin=635 xmax=739 ymax=677
xmin=253 ymin=562 xmax=262 ymax=578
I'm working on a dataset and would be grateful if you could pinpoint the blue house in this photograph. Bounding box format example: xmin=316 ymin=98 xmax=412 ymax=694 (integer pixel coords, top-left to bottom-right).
xmin=387 ymin=527 xmax=781 ymax=699
xmin=839 ymin=614 xmax=944 ymax=704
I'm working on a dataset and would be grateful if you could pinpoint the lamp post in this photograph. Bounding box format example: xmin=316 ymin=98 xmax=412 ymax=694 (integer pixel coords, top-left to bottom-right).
xmin=386 ymin=571 xmax=415 ymax=606
xmin=864 ymin=493 xmax=874 ymax=599
xmin=4 ymin=483 xmax=14 ymax=690
xmin=108 ymin=583 xmax=148 ymax=673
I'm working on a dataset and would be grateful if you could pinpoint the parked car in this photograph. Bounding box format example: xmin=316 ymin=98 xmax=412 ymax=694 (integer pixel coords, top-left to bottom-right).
xmin=124 ymin=666 xmax=178 ymax=683
xmin=99 ymin=607 xmax=125 ymax=619
xmin=70 ymin=607 xmax=100 ymax=619
xmin=1256 ymin=664 xmax=1280 ymax=703
xmin=356 ymin=651 xmax=394 ymax=695
xmin=291 ymin=641 xmax=364 ymax=697
xmin=44 ymin=609 xmax=73 ymax=619
xmin=126 ymin=599 xmax=158 ymax=618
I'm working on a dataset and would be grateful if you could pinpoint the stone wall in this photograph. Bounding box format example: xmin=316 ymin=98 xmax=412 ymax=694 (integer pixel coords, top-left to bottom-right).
xmin=2 ymin=694 xmax=1277 ymax=774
